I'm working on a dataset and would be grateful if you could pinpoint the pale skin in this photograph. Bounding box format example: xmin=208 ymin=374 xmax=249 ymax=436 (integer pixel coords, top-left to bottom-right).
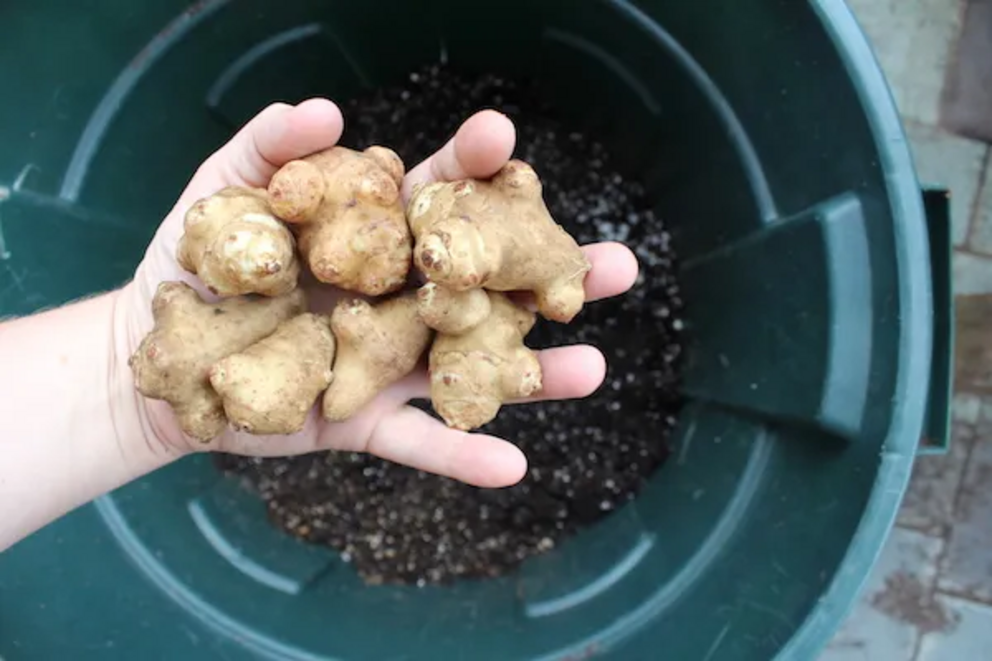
xmin=0 ymin=99 xmax=639 ymax=551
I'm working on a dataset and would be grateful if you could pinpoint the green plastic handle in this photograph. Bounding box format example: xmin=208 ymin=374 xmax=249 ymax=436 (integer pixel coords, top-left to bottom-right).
xmin=919 ymin=186 xmax=953 ymax=455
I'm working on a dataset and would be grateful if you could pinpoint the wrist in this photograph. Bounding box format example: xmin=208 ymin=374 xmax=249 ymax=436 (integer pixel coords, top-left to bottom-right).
xmin=0 ymin=287 xmax=182 ymax=549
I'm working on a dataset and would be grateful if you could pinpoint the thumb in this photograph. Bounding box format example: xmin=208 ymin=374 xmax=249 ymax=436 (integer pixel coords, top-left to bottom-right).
xmin=177 ymin=98 xmax=345 ymax=208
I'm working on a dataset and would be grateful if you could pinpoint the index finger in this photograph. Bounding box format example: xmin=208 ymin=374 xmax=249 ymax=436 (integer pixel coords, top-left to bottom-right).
xmin=401 ymin=109 xmax=516 ymax=202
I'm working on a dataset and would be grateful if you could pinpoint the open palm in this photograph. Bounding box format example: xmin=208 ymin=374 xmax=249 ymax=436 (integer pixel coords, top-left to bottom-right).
xmin=120 ymin=99 xmax=639 ymax=488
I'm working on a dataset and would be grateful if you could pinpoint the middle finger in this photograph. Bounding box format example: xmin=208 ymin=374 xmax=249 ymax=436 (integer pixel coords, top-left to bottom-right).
xmin=403 ymin=344 xmax=607 ymax=404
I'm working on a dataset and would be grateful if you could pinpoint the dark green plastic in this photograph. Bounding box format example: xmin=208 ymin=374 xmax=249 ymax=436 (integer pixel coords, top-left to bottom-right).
xmin=0 ymin=1 xmax=952 ymax=659
xmin=919 ymin=187 xmax=954 ymax=455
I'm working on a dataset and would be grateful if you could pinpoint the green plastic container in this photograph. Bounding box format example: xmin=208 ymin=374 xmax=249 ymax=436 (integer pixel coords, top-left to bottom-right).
xmin=0 ymin=1 xmax=954 ymax=659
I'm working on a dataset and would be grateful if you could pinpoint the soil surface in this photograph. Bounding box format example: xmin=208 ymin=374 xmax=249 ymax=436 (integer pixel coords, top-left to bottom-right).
xmin=215 ymin=63 xmax=685 ymax=586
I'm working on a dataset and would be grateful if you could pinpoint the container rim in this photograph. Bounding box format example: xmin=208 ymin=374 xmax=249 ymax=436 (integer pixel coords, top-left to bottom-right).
xmin=778 ymin=1 xmax=934 ymax=658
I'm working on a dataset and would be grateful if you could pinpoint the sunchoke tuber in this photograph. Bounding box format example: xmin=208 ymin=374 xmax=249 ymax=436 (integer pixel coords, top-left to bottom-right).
xmin=137 ymin=145 xmax=593 ymax=438
xmin=427 ymin=289 xmax=542 ymax=431
xmin=268 ymin=145 xmax=412 ymax=296
xmin=128 ymin=281 xmax=307 ymax=441
xmin=322 ymin=292 xmax=432 ymax=421
xmin=210 ymin=313 xmax=335 ymax=435
xmin=407 ymin=159 xmax=591 ymax=323
xmin=416 ymin=282 xmax=491 ymax=334
xmin=177 ymin=187 xmax=300 ymax=297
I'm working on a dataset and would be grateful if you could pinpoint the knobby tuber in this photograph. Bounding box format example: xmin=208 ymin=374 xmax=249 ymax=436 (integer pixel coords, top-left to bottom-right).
xmin=322 ymin=292 xmax=432 ymax=421
xmin=416 ymin=282 xmax=491 ymax=335
xmin=177 ymin=187 xmax=300 ymax=297
xmin=407 ymin=159 xmax=591 ymax=323
xmin=134 ymin=144 xmax=596 ymax=439
xmin=268 ymin=146 xmax=412 ymax=297
xmin=424 ymin=288 xmax=542 ymax=431
xmin=210 ymin=313 xmax=335 ymax=435
xmin=129 ymin=282 xmax=307 ymax=441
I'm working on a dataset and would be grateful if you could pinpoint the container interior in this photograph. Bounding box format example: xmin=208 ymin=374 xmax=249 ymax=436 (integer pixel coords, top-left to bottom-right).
xmin=0 ymin=1 xmax=923 ymax=659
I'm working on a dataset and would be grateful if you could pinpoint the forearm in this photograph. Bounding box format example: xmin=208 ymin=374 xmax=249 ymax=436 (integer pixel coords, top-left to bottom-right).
xmin=0 ymin=287 xmax=183 ymax=550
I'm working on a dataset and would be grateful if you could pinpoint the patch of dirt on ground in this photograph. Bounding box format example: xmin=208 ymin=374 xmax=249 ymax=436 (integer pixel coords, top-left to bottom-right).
xmin=870 ymin=570 xmax=959 ymax=634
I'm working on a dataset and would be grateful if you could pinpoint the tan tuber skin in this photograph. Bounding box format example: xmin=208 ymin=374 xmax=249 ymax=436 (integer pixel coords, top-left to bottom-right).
xmin=407 ymin=159 xmax=591 ymax=323
xmin=322 ymin=292 xmax=432 ymax=421
xmin=177 ymin=187 xmax=300 ymax=297
xmin=416 ymin=282 xmax=491 ymax=334
xmin=210 ymin=314 xmax=335 ymax=435
xmin=425 ymin=289 xmax=542 ymax=431
xmin=267 ymin=145 xmax=412 ymax=297
xmin=128 ymin=281 xmax=307 ymax=441
xmin=140 ymin=153 xmax=579 ymax=437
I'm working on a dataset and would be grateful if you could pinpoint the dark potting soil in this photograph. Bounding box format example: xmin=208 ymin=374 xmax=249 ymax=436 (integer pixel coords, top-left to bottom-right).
xmin=215 ymin=63 xmax=685 ymax=586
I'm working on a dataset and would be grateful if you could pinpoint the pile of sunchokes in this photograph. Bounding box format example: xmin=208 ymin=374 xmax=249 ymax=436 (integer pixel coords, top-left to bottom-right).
xmin=130 ymin=144 xmax=591 ymax=441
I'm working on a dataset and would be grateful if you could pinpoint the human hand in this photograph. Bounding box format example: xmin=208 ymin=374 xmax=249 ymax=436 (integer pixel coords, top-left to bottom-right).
xmin=118 ymin=99 xmax=639 ymax=488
